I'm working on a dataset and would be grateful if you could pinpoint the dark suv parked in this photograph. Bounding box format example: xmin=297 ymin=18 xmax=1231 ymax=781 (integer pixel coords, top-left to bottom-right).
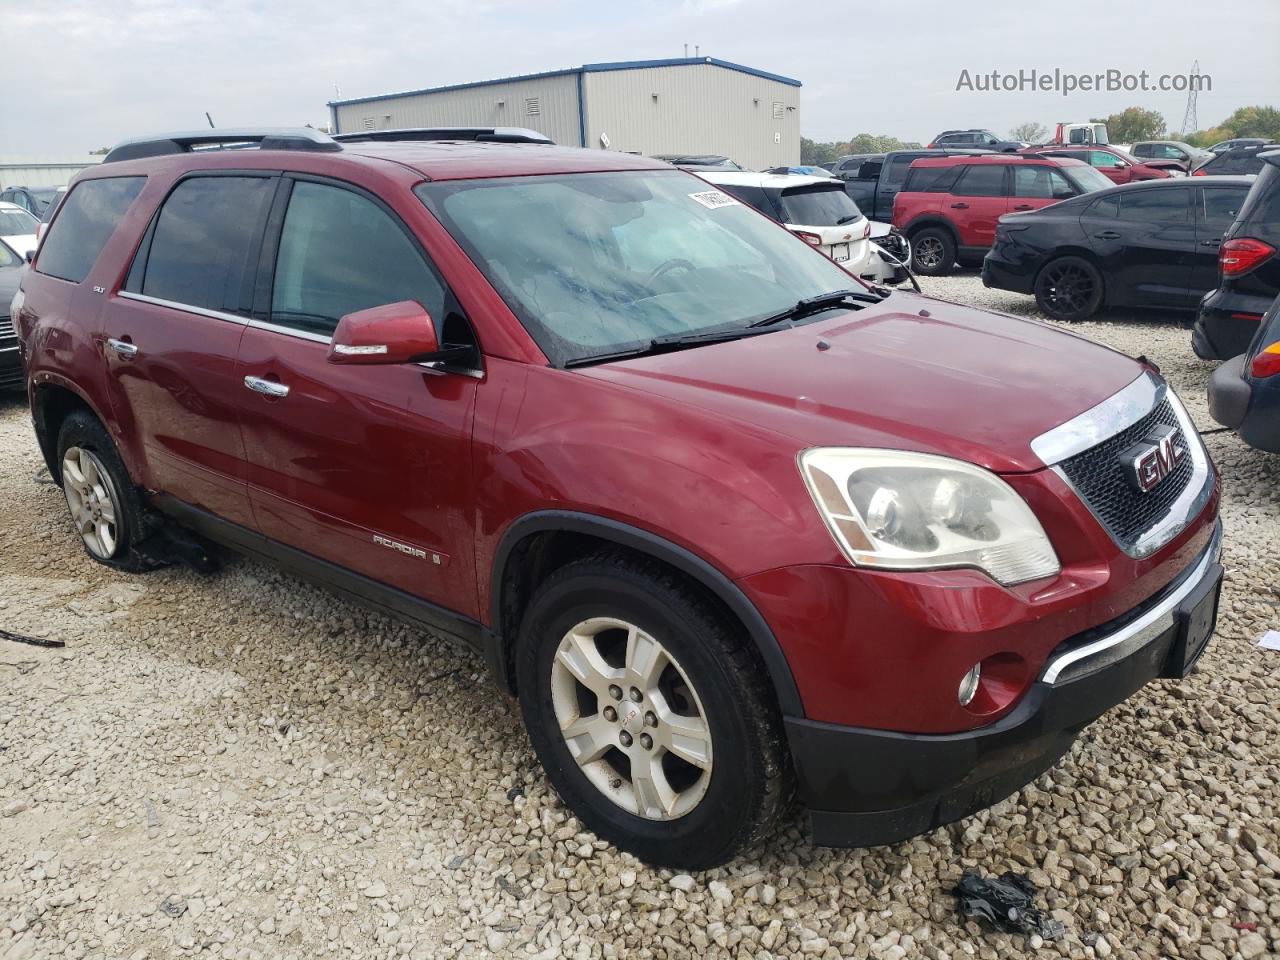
xmin=929 ymin=129 xmax=1026 ymax=153
xmin=14 ymin=127 xmax=1222 ymax=869
xmin=1192 ymin=142 xmax=1278 ymax=178
xmin=1193 ymin=149 xmax=1280 ymax=359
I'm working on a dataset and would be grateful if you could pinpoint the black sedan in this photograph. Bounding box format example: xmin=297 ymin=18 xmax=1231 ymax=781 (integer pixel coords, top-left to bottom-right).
xmin=1208 ymin=292 xmax=1280 ymax=452
xmin=982 ymin=177 xmax=1254 ymax=321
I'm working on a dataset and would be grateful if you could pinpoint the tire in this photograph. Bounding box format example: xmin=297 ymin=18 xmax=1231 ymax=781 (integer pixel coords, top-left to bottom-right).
xmin=1034 ymin=255 xmax=1104 ymax=321
xmin=56 ymin=410 xmax=157 ymax=572
xmin=516 ymin=552 xmax=791 ymax=869
xmin=911 ymin=227 xmax=956 ymax=276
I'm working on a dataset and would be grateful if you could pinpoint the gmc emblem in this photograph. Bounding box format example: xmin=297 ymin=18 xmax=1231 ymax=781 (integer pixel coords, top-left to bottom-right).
xmin=1120 ymin=424 xmax=1186 ymax=493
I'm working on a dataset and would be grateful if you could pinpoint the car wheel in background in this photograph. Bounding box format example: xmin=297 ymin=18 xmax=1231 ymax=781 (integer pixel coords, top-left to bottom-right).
xmin=911 ymin=227 xmax=956 ymax=276
xmin=56 ymin=410 xmax=155 ymax=571
xmin=1034 ymin=256 xmax=1105 ymax=321
xmin=516 ymin=552 xmax=791 ymax=869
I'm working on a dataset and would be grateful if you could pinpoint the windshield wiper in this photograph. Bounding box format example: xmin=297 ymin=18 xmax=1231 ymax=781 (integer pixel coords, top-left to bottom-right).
xmin=835 ymin=213 xmax=862 ymax=225
xmin=564 ymin=327 xmax=771 ymax=368
xmin=748 ymin=288 xmax=884 ymax=329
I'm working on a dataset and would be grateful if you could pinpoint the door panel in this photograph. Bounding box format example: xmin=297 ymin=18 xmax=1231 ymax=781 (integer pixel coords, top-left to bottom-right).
xmin=1192 ymin=185 xmax=1252 ymax=295
xmin=235 ymin=327 xmax=479 ymax=613
xmin=1110 ymin=187 xmax=1197 ymax=307
xmin=101 ymin=296 xmax=253 ymax=524
xmin=950 ymin=165 xmax=1011 ymax=248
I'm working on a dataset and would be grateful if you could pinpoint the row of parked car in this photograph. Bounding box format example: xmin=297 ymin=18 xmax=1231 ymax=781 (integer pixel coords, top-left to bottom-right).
xmin=650 ymin=134 xmax=1280 ymax=457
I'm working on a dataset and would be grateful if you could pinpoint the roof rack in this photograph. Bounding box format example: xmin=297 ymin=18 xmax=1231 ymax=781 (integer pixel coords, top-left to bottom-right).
xmin=102 ymin=128 xmax=341 ymax=164
xmin=332 ymin=127 xmax=554 ymax=145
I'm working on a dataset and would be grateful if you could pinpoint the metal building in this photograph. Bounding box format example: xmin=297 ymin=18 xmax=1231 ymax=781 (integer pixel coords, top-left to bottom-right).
xmin=328 ymin=57 xmax=802 ymax=170
xmin=0 ymin=155 xmax=103 ymax=190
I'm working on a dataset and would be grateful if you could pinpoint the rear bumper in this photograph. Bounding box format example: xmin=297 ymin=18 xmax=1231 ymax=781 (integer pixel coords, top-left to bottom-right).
xmin=1193 ymin=290 xmax=1270 ymax=360
xmin=786 ymin=522 xmax=1223 ymax=847
xmin=981 ymin=252 xmax=1036 ymax=294
xmin=1208 ymin=354 xmax=1280 ymax=452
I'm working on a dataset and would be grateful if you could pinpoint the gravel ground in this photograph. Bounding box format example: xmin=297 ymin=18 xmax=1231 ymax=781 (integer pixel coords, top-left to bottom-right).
xmin=1 ymin=273 xmax=1278 ymax=960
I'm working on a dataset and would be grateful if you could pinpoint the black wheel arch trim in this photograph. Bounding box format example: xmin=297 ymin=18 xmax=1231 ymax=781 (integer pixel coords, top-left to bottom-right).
xmin=903 ymin=218 xmax=960 ymax=247
xmin=489 ymin=510 xmax=806 ymax=718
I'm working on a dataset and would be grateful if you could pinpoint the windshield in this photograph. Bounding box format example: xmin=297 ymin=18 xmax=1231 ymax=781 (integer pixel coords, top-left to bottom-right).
xmin=0 ymin=208 xmax=38 ymax=235
xmin=778 ymin=185 xmax=862 ymax=226
xmin=417 ymin=170 xmax=864 ymax=366
xmin=1061 ymin=164 xmax=1115 ymax=194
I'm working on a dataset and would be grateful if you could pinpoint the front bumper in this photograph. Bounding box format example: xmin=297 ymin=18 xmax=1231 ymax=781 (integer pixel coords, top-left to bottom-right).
xmin=0 ymin=340 xmax=23 ymax=391
xmin=785 ymin=522 xmax=1223 ymax=847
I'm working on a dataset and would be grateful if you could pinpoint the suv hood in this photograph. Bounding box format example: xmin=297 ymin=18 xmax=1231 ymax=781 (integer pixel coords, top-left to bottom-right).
xmin=579 ymin=293 xmax=1143 ymax=474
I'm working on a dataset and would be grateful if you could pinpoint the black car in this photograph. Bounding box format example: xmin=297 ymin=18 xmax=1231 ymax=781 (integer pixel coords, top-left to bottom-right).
xmin=1208 ymin=292 xmax=1280 ymax=452
xmin=1192 ymin=142 xmax=1278 ymax=178
xmin=1193 ymin=150 xmax=1280 ymax=359
xmin=0 ymin=238 xmax=24 ymax=391
xmin=982 ymin=176 xmax=1254 ymax=321
xmin=929 ymin=129 xmax=1025 ymax=153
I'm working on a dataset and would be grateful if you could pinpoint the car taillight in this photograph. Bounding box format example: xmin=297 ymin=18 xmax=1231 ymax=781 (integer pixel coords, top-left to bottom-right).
xmin=794 ymin=230 xmax=822 ymax=246
xmin=1220 ymin=238 xmax=1277 ymax=277
xmin=1192 ymin=168 xmax=1207 ymax=176
xmin=1250 ymin=343 xmax=1280 ymax=378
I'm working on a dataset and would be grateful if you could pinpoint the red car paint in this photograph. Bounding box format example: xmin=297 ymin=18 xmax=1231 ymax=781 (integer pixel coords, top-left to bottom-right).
xmin=16 ymin=139 xmax=1219 ymax=743
xmin=893 ymin=154 xmax=1096 ymax=255
xmin=1021 ymin=145 xmax=1177 ymax=184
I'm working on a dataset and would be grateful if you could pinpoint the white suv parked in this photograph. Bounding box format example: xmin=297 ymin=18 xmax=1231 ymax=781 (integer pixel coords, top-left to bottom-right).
xmin=700 ymin=172 xmax=893 ymax=283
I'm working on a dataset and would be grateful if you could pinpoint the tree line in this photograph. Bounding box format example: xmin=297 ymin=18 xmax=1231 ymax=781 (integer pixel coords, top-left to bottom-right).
xmin=801 ymin=105 xmax=1280 ymax=164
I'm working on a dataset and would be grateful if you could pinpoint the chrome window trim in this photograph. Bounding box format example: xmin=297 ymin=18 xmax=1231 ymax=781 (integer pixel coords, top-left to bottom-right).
xmin=248 ymin=317 xmax=332 ymax=344
xmin=1052 ymin=387 xmax=1214 ymax=559
xmin=117 ymin=290 xmax=250 ymax=326
xmin=1041 ymin=521 xmax=1221 ymax=685
xmin=1030 ymin=371 xmax=1163 ymax=466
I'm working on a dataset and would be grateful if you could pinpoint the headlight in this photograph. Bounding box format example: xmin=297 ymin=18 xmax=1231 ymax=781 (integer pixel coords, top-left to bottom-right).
xmin=799 ymin=448 xmax=1060 ymax=586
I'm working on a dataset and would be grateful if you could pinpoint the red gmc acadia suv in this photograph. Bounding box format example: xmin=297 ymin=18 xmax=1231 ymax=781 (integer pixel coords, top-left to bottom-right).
xmin=12 ymin=128 xmax=1223 ymax=869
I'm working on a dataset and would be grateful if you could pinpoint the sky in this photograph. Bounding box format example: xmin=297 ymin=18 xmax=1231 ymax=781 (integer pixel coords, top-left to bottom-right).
xmin=6 ymin=0 xmax=1279 ymax=155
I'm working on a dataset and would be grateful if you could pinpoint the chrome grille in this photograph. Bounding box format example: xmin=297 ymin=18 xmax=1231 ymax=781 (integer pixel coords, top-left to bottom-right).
xmin=1058 ymin=398 xmax=1196 ymax=549
xmin=0 ymin=316 xmax=14 ymax=341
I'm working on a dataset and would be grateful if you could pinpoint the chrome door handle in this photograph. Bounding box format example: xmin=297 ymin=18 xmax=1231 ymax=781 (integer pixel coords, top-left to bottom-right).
xmin=106 ymin=338 xmax=138 ymax=358
xmin=243 ymin=376 xmax=290 ymax=398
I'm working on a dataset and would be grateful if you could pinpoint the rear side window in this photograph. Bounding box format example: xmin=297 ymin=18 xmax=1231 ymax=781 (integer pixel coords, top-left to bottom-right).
xmin=1213 ymin=151 xmax=1264 ymax=175
xmin=903 ymin=166 xmax=959 ymax=193
xmin=778 ymin=186 xmax=861 ymax=226
xmin=1012 ymin=165 xmax=1074 ymax=198
xmin=882 ymin=156 xmax=919 ymax=190
xmin=952 ymin=165 xmax=1007 ymax=197
xmin=1132 ymin=144 xmax=1151 ymax=157
xmin=716 ymin=184 xmax=780 ymax=220
xmin=1236 ymin=163 xmax=1280 ymax=229
xmin=1201 ymin=187 xmax=1250 ymax=225
xmin=1119 ymin=187 xmax=1191 ymax=223
xmin=132 ymin=176 xmax=276 ymax=315
xmin=270 ymin=180 xmax=447 ymax=337
xmin=36 ymin=177 xmax=145 ymax=283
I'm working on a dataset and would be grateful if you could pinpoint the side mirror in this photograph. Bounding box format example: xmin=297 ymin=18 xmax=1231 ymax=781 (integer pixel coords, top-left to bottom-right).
xmin=24 ymin=249 xmax=34 ymax=264
xmin=327 ymin=300 xmax=444 ymax=365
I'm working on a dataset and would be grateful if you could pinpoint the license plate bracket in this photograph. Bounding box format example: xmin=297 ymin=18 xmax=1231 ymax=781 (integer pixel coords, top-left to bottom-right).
xmin=1165 ymin=562 xmax=1223 ymax=678
xmin=832 ymin=242 xmax=850 ymax=262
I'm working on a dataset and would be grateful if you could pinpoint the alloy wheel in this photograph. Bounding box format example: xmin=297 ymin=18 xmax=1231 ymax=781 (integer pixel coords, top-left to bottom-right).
xmin=61 ymin=447 xmax=122 ymax=559
xmin=915 ymin=236 xmax=944 ymax=269
xmin=549 ymin=617 xmax=713 ymax=821
xmin=1041 ymin=263 xmax=1096 ymax=315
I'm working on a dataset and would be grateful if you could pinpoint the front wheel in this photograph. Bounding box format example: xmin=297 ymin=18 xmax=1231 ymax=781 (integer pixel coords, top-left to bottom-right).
xmin=516 ymin=553 xmax=791 ymax=869
xmin=1034 ymin=255 xmax=1104 ymax=321
xmin=911 ymin=227 xmax=956 ymax=276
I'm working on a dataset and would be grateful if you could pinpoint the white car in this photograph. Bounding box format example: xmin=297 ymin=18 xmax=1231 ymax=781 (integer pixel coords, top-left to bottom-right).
xmin=700 ymin=172 xmax=893 ymax=283
xmin=0 ymin=201 xmax=39 ymax=259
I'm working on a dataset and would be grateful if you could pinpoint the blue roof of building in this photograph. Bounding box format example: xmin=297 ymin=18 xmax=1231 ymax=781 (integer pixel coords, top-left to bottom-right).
xmin=327 ymin=57 xmax=802 ymax=107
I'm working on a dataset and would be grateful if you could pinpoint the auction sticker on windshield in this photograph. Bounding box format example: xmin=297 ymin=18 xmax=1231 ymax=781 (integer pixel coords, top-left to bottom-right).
xmin=689 ymin=190 xmax=739 ymax=209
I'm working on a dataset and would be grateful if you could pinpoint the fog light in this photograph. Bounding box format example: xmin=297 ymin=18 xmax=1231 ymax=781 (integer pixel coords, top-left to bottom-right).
xmin=958 ymin=663 xmax=982 ymax=706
